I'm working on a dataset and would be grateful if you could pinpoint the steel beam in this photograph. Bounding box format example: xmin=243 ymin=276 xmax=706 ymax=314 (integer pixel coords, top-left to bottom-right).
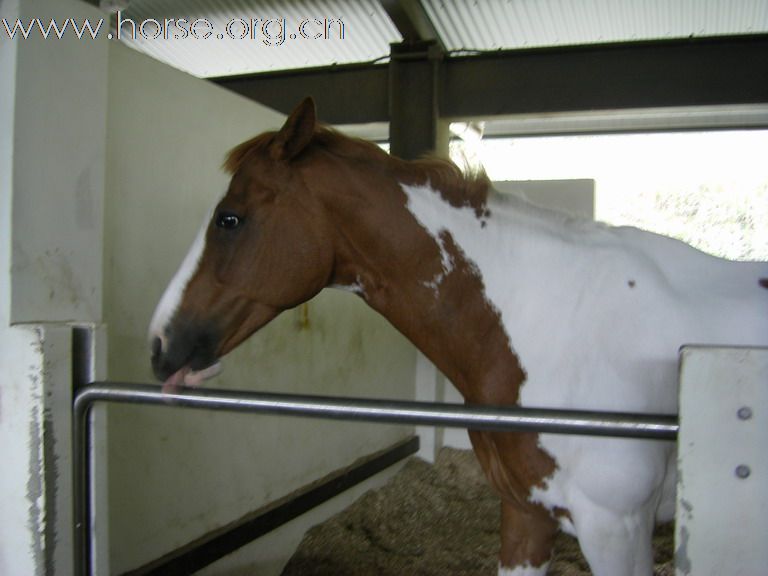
xmin=441 ymin=35 xmax=768 ymax=119
xmin=76 ymin=382 xmax=679 ymax=439
xmin=212 ymin=63 xmax=389 ymax=125
xmin=211 ymin=35 xmax=768 ymax=125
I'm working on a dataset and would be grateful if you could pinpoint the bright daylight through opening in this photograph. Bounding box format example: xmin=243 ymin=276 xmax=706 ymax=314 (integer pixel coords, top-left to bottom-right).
xmin=451 ymin=129 xmax=768 ymax=262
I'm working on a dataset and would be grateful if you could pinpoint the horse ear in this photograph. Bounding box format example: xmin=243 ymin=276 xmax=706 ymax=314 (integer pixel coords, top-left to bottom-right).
xmin=270 ymin=97 xmax=316 ymax=161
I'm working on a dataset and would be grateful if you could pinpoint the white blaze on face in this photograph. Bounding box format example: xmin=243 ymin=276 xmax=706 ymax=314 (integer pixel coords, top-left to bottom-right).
xmin=148 ymin=210 xmax=212 ymax=349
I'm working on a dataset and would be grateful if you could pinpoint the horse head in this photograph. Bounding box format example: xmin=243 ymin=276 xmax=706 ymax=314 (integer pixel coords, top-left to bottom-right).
xmin=149 ymin=98 xmax=335 ymax=389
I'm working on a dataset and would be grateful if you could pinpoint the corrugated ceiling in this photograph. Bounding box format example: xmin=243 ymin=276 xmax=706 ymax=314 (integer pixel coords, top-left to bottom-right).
xmin=422 ymin=0 xmax=768 ymax=52
xmin=113 ymin=0 xmax=401 ymax=77
xmin=113 ymin=0 xmax=768 ymax=78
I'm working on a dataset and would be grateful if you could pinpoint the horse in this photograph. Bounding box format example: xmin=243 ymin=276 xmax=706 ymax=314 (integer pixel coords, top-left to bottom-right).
xmin=149 ymin=97 xmax=768 ymax=575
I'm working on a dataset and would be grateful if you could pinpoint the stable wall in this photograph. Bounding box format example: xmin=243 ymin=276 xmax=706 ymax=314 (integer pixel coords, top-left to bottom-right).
xmin=0 ymin=0 xmax=108 ymax=574
xmin=8 ymin=0 xmax=106 ymax=324
xmin=677 ymin=347 xmax=768 ymax=575
xmin=104 ymin=42 xmax=417 ymax=574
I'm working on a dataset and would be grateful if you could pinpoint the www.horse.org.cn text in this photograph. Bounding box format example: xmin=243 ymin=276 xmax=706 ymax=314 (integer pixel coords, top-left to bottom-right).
xmin=2 ymin=14 xmax=346 ymax=47
xmin=116 ymin=14 xmax=346 ymax=46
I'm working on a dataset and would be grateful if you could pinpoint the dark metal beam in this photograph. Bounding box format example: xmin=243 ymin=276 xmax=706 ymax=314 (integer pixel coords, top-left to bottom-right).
xmin=212 ymin=63 xmax=389 ymax=125
xmin=441 ymin=35 xmax=768 ymax=118
xmin=210 ymin=35 xmax=768 ymax=125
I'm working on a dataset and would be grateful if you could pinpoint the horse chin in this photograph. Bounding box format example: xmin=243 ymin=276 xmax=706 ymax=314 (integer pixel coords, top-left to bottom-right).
xmin=162 ymin=361 xmax=222 ymax=394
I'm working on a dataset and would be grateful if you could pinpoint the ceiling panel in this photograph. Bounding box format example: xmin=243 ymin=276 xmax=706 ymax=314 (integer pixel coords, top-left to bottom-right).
xmin=421 ymin=0 xmax=768 ymax=52
xmin=111 ymin=0 xmax=768 ymax=77
xmin=114 ymin=0 xmax=401 ymax=77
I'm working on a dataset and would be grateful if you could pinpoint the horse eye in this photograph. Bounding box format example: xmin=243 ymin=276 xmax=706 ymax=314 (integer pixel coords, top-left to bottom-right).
xmin=216 ymin=212 xmax=241 ymax=230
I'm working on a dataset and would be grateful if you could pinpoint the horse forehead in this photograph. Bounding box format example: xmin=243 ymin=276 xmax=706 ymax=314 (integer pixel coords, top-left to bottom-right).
xmin=231 ymin=166 xmax=291 ymax=203
xmin=241 ymin=154 xmax=284 ymax=181
xmin=228 ymin=170 xmax=259 ymax=198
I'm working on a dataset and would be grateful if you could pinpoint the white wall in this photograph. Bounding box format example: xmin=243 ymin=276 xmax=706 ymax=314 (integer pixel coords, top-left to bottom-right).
xmin=104 ymin=42 xmax=417 ymax=574
xmin=676 ymin=347 xmax=768 ymax=576
xmin=0 ymin=0 xmax=108 ymax=574
xmin=9 ymin=0 xmax=107 ymax=324
xmin=0 ymin=20 xmax=22 ymax=568
xmin=0 ymin=0 xmax=19 ymax=325
xmin=0 ymin=325 xmax=47 ymax=576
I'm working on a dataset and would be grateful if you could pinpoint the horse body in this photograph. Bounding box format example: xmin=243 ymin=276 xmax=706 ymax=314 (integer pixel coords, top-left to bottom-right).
xmin=405 ymin=181 xmax=767 ymax=574
xmin=149 ymin=98 xmax=768 ymax=576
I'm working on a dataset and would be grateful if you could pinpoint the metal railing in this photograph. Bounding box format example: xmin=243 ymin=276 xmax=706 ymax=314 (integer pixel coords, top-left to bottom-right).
xmin=73 ymin=382 xmax=678 ymax=575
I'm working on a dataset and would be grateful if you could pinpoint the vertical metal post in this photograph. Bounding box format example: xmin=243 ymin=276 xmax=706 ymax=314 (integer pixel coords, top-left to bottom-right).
xmin=73 ymin=397 xmax=90 ymax=576
xmin=388 ymin=39 xmax=449 ymax=160
xmin=72 ymin=326 xmax=95 ymax=576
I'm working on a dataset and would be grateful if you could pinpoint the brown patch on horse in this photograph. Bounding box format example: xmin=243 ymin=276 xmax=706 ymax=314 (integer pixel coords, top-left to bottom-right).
xmin=469 ymin=428 xmax=557 ymax=504
xmin=415 ymin=231 xmax=528 ymax=401
xmin=289 ymin=118 xmax=556 ymax=524
xmin=499 ymin=500 xmax=558 ymax=570
xmin=426 ymin=236 xmax=560 ymax=567
xmin=760 ymin=278 xmax=768 ymax=289
xmin=470 ymin=428 xmax=559 ymax=571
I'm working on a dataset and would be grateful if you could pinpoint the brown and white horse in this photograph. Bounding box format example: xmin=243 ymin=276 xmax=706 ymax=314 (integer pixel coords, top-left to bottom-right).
xmin=149 ymin=98 xmax=768 ymax=575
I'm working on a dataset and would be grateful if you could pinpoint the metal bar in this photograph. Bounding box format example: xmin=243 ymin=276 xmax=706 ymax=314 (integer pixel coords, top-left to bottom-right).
xmin=441 ymin=35 xmax=768 ymax=118
xmin=212 ymin=63 xmax=390 ymax=125
xmin=73 ymin=389 xmax=90 ymax=576
xmin=73 ymin=382 xmax=678 ymax=575
xmin=79 ymin=382 xmax=679 ymax=438
xmin=211 ymin=35 xmax=768 ymax=124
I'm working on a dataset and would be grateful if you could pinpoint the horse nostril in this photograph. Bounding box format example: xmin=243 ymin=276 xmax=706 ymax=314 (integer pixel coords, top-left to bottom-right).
xmin=152 ymin=336 xmax=163 ymax=358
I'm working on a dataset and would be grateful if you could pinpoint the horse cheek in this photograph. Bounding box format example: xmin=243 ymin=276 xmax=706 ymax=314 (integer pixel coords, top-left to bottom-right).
xmin=233 ymin=240 xmax=306 ymax=307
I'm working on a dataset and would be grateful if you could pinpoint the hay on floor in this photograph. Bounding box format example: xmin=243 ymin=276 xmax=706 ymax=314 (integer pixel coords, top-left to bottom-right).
xmin=282 ymin=448 xmax=674 ymax=576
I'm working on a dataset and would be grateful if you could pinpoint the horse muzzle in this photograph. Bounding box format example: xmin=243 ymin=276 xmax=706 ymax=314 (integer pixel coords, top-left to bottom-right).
xmin=151 ymin=319 xmax=222 ymax=391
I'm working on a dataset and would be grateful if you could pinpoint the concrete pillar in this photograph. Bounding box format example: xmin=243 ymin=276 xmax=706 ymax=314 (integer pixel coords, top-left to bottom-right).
xmin=0 ymin=0 xmax=109 ymax=574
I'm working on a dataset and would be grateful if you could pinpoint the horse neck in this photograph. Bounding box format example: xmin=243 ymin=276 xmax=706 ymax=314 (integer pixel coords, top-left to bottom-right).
xmin=319 ymin=159 xmax=526 ymax=404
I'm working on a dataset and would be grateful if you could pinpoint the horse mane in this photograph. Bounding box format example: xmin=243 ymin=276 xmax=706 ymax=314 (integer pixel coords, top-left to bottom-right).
xmin=399 ymin=152 xmax=491 ymax=216
xmin=223 ymin=125 xmax=491 ymax=214
xmin=223 ymin=132 xmax=275 ymax=174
